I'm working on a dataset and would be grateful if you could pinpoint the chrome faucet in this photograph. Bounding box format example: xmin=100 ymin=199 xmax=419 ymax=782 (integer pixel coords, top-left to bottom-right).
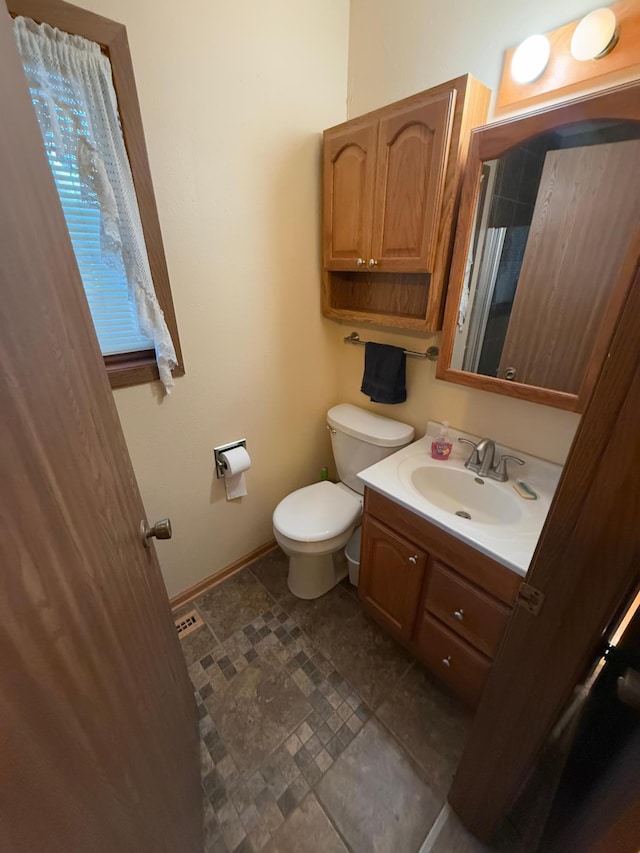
xmin=458 ymin=437 xmax=524 ymax=482
xmin=475 ymin=438 xmax=496 ymax=477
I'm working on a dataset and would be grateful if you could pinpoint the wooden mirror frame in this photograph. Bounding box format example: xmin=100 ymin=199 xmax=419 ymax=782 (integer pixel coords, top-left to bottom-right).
xmin=437 ymin=79 xmax=640 ymax=413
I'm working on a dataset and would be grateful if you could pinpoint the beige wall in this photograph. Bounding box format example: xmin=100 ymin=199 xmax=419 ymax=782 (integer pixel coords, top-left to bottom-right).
xmin=337 ymin=0 xmax=605 ymax=462
xmin=78 ymin=0 xmax=350 ymax=598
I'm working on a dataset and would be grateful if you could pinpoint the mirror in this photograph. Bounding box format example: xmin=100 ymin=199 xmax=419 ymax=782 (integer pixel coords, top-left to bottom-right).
xmin=438 ymin=82 xmax=640 ymax=412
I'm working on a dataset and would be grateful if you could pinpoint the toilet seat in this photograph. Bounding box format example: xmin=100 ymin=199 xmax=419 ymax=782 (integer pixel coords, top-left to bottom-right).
xmin=273 ymin=481 xmax=361 ymax=542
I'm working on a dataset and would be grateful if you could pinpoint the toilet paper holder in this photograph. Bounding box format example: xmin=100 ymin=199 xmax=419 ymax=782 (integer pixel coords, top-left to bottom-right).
xmin=214 ymin=439 xmax=247 ymax=479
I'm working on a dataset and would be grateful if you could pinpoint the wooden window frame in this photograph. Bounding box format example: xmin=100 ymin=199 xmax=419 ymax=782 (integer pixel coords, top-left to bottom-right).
xmin=8 ymin=0 xmax=184 ymax=390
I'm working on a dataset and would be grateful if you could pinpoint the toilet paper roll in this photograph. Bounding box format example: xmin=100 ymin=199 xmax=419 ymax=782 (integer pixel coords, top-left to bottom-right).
xmin=221 ymin=446 xmax=251 ymax=500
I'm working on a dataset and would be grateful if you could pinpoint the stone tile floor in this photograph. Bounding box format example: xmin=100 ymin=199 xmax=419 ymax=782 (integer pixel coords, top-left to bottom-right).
xmin=175 ymin=548 xmax=525 ymax=853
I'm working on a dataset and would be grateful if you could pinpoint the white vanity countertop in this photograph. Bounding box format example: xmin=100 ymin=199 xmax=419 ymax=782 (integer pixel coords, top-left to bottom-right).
xmin=357 ymin=421 xmax=563 ymax=577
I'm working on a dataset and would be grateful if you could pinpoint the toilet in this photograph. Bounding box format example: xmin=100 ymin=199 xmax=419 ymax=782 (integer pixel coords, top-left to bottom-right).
xmin=273 ymin=404 xmax=414 ymax=599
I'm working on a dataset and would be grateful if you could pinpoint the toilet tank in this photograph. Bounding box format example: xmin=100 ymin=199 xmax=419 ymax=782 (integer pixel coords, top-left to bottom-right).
xmin=327 ymin=404 xmax=415 ymax=495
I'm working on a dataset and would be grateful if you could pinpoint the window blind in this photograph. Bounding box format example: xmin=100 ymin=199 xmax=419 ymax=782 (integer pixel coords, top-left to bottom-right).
xmin=28 ymin=76 xmax=153 ymax=357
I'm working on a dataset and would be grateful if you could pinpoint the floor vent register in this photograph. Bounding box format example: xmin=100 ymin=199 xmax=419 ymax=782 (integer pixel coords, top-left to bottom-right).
xmin=174 ymin=609 xmax=203 ymax=639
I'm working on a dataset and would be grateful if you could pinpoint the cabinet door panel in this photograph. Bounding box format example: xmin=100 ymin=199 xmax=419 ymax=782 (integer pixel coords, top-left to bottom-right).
xmin=323 ymin=120 xmax=378 ymax=270
xmin=371 ymin=90 xmax=455 ymax=272
xmin=359 ymin=516 xmax=427 ymax=640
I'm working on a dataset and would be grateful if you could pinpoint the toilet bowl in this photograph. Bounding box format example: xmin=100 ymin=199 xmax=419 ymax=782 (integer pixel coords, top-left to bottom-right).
xmin=273 ymin=481 xmax=362 ymax=599
xmin=273 ymin=404 xmax=414 ymax=599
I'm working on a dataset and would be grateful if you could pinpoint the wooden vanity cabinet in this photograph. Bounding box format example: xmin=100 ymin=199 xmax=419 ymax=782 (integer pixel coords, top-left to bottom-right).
xmin=322 ymin=75 xmax=490 ymax=331
xmin=359 ymin=488 xmax=520 ymax=708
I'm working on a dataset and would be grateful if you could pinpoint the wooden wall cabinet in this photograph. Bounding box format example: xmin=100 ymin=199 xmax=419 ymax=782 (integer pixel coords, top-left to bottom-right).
xmin=360 ymin=488 xmax=520 ymax=708
xmin=322 ymin=75 xmax=490 ymax=331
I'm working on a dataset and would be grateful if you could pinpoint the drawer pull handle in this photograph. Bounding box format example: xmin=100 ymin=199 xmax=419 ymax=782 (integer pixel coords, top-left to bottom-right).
xmin=454 ymin=609 xmax=464 ymax=621
xmin=408 ymin=555 xmax=418 ymax=565
xmin=442 ymin=655 xmax=452 ymax=668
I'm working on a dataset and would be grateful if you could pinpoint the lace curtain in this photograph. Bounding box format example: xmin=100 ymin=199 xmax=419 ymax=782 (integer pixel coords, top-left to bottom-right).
xmin=14 ymin=16 xmax=177 ymax=393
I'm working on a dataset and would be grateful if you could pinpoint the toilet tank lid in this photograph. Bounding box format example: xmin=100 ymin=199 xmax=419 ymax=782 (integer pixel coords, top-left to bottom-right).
xmin=327 ymin=404 xmax=415 ymax=448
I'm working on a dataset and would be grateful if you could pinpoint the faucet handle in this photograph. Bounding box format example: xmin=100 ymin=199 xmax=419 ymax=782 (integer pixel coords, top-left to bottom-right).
xmin=493 ymin=454 xmax=525 ymax=481
xmin=458 ymin=438 xmax=480 ymax=467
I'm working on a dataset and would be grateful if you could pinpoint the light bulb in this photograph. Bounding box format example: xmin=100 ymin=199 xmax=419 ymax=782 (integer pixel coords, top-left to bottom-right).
xmin=511 ymin=35 xmax=551 ymax=84
xmin=571 ymin=7 xmax=618 ymax=61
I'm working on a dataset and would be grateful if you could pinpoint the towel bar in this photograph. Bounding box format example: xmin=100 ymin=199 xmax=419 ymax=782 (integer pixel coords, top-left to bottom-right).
xmin=344 ymin=331 xmax=439 ymax=362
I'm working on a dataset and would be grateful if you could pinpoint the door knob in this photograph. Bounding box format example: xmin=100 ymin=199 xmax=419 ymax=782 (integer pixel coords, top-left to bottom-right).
xmin=357 ymin=257 xmax=366 ymax=267
xmin=368 ymin=258 xmax=378 ymax=268
xmin=141 ymin=518 xmax=172 ymax=547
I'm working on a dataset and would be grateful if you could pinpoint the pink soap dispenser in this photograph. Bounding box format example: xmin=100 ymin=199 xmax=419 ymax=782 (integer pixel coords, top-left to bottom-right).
xmin=431 ymin=421 xmax=453 ymax=460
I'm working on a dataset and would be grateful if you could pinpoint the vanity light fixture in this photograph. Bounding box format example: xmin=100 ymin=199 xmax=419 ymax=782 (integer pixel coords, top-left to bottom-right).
xmin=497 ymin=2 xmax=640 ymax=113
xmin=571 ymin=7 xmax=618 ymax=61
xmin=510 ymin=34 xmax=551 ymax=84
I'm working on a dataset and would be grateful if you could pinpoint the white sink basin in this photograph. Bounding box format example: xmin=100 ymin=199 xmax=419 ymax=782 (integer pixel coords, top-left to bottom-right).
xmin=405 ymin=463 xmax=523 ymax=525
xmin=357 ymin=424 xmax=563 ymax=577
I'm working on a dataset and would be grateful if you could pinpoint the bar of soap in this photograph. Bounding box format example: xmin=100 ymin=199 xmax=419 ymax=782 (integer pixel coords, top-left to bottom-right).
xmin=513 ymin=480 xmax=538 ymax=500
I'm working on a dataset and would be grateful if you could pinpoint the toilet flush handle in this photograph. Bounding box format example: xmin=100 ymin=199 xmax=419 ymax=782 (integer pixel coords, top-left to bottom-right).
xmin=327 ymin=425 xmax=336 ymax=436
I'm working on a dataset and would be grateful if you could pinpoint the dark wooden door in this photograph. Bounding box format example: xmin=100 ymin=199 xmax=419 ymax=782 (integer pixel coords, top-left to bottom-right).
xmin=0 ymin=8 xmax=201 ymax=853
xmin=323 ymin=118 xmax=378 ymax=270
xmin=359 ymin=515 xmax=427 ymax=641
xmin=371 ymin=90 xmax=455 ymax=272
xmin=498 ymin=139 xmax=640 ymax=392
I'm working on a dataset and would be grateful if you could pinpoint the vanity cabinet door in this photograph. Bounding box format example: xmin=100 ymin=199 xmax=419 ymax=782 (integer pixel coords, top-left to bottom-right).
xmin=323 ymin=118 xmax=378 ymax=271
xmin=371 ymin=89 xmax=455 ymax=272
xmin=359 ymin=515 xmax=427 ymax=641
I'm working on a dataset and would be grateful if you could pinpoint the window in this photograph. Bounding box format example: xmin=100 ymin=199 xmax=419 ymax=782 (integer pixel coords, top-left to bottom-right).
xmin=30 ymin=72 xmax=154 ymax=357
xmin=9 ymin=0 xmax=183 ymax=392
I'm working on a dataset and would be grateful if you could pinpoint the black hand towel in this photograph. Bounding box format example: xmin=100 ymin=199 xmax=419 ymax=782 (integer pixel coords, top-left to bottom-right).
xmin=360 ymin=342 xmax=407 ymax=404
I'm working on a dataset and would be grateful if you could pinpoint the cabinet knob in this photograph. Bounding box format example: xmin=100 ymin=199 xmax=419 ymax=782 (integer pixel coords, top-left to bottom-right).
xmin=454 ymin=609 xmax=464 ymax=621
xmin=408 ymin=555 xmax=418 ymax=565
xmin=442 ymin=655 xmax=452 ymax=668
xmin=356 ymin=257 xmax=366 ymax=267
xmin=368 ymin=258 xmax=378 ymax=268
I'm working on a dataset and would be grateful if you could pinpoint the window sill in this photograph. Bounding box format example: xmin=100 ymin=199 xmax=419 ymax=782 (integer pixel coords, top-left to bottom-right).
xmin=105 ymin=350 xmax=185 ymax=390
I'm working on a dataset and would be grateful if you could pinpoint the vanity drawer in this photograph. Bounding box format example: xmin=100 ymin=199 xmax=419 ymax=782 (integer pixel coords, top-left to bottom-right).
xmin=425 ymin=562 xmax=511 ymax=658
xmin=416 ymin=612 xmax=491 ymax=709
